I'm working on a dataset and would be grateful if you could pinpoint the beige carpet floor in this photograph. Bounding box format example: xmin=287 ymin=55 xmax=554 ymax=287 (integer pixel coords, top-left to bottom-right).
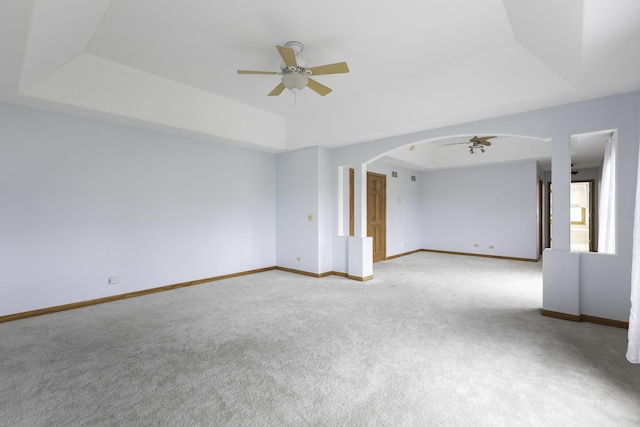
xmin=2 ymin=252 xmax=639 ymax=426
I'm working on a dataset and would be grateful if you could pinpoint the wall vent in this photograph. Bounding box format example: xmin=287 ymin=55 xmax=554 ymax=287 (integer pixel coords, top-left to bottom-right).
xmin=411 ymin=175 xmax=416 ymax=182
xmin=392 ymin=171 xmax=398 ymax=178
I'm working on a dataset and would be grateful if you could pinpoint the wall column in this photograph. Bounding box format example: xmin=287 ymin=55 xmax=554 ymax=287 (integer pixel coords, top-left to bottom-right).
xmin=542 ymin=134 xmax=580 ymax=317
xmin=551 ymin=134 xmax=571 ymax=250
xmin=348 ymin=163 xmax=373 ymax=280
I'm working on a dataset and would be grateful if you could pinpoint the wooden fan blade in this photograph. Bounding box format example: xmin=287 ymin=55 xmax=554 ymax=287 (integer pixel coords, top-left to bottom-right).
xmin=237 ymin=70 xmax=280 ymax=75
xmin=306 ymin=78 xmax=332 ymax=96
xmin=268 ymin=83 xmax=286 ymax=96
xmin=306 ymin=62 xmax=350 ymax=76
xmin=443 ymin=142 xmax=470 ymax=146
xmin=276 ymin=45 xmax=297 ymax=68
xmin=470 ymin=136 xmax=495 ymax=146
xmin=470 ymin=135 xmax=496 ymax=142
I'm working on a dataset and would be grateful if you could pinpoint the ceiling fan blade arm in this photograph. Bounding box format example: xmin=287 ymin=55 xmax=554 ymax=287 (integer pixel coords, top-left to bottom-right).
xmin=276 ymin=45 xmax=298 ymax=68
xmin=470 ymin=135 xmax=496 ymax=142
xmin=306 ymin=78 xmax=332 ymax=96
xmin=469 ymin=135 xmax=496 ymax=145
xmin=268 ymin=83 xmax=286 ymax=96
xmin=306 ymin=62 xmax=350 ymax=75
xmin=237 ymin=70 xmax=281 ymax=75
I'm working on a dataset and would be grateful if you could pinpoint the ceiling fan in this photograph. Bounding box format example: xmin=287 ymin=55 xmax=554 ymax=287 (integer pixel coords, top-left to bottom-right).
xmin=445 ymin=136 xmax=496 ymax=154
xmin=237 ymin=41 xmax=349 ymax=97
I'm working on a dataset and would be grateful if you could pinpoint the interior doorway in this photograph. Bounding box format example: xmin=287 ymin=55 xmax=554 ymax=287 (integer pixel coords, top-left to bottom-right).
xmin=538 ymin=178 xmax=543 ymax=256
xmin=570 ymin=180 xmax=595 ymax=252
xmin=367 ymin=172 xmax=387 ymax=262
xmin=546 ymin=182 xmax=552 ymax=249
xmin=546 ymin=180 xmax=596 ymax=252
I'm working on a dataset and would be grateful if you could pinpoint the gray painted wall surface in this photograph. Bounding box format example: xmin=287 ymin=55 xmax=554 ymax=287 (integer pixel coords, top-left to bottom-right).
xmin=421 ymin=161 xmax=538 ymax=260
xmin=2 ymin=91 xmax=639 ymax=322
xmin=1 ymin=103 xmax=276 ymax=316
xmin=275 ymin=146 xmax=320 ymax=273
xmin=328 ymin=91 xmax=639 ymax=321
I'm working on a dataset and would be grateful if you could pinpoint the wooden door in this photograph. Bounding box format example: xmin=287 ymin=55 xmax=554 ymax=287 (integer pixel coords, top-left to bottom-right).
xmin=367 ymin=172 xmax=387 ymax=262
xmin=538 ymin=179 xmax=543 ymax=256
xmin=349 ymin=168 xmax=355 ymax=236
xmin=587 ymin=180 xmax=595 ymax=252
xmin=546 ymin=182 xmax=552 ymax=248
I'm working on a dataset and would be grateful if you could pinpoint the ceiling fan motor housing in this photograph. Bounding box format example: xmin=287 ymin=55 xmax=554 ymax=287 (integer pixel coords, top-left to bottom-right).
xmin=284 ymin=41 xmax=304 ymax=55
xmin=280 ymin=41 xmax=310 ymax=75
xmin=280 ymin=57 xmax=308 ymax=74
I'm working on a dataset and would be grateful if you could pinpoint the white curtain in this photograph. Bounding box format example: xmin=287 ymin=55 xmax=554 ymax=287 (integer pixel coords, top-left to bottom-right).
xmin=628 ymin=142 xmax=640 ymax=363
xmin=598 ymin=135 xmax=616 ymax=253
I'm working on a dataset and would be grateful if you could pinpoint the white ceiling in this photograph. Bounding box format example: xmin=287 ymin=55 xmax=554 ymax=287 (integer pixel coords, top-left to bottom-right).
xmin=1 ymin=0 xmax=638 ymax=168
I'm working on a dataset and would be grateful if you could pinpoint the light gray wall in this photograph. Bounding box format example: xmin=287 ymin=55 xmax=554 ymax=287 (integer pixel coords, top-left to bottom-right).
xmin=276 ymin=146 xmax=321 ymax=273
xmin=576 ymin=96 xmax=639 ymax=320
xmin=368 ymin=161 xmax=423 ymax=257
xmin=318 ymin=146 xmax=333 ymax=273
xmin=2 ymin=91 xmax=639 ymax=322
xmin=1 ymin=102 xmax=276 ymax=316
xmin=421 ymin=161 xmax=538 ymax=259
xmin=328 ymin=91 xmax=639 ymax=321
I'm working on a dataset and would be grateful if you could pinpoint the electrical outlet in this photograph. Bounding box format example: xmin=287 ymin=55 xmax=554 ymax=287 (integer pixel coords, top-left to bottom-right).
xmin=108 ymin=276 xmax=119 ymax=285
xmin=308 ymin=214 xmax=313 ymax=221
xmin=489 ymin=245 xmax=495 ymax=249
xmin=296 ymin=257 xmax=301 ymax=261
xmin=474 ymin=243 xmax=479 ymax=247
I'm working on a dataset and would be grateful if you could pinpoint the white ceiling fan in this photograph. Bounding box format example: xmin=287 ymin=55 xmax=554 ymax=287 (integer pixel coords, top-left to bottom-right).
xmin=237 ymin=41 xmax=350 ymax=97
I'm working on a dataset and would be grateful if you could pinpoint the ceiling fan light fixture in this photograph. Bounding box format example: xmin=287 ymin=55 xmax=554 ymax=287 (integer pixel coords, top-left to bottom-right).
xmin=468 ymin=144 xmax=487 ymax=154
xmin=281 ymin=72 xmax=308 ymax=92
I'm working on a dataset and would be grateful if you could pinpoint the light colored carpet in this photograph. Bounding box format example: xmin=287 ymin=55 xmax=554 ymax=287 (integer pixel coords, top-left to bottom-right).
xmin=1 ymin=252 xmax=639 ymax=426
